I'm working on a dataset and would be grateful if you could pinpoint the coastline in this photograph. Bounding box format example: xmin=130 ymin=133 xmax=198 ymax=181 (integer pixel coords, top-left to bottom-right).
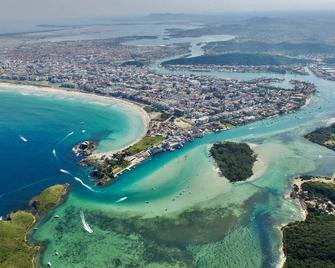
xmin=247 ymin=143 xmax=267 ymax=182
xmin=277 ymin=176 xmax=309 ymax=268
xmin=0 ymin=81 xmax=151 ymax=155
xmin=0 ymin=184 xmax=69 ymax=268
xmin=276 ymin=224 xmax=286 ymax=268
xmin=278 ymin=175 xmax=335 ymax=268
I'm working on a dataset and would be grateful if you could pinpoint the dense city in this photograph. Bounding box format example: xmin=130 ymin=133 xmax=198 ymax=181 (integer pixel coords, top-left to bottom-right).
xmin=0 ymin=38 xmax=316 ymax=184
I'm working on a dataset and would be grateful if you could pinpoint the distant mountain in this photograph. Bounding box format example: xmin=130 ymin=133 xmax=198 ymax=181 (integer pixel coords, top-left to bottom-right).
xmin=143 ymin=13 xmax=210 ymax=21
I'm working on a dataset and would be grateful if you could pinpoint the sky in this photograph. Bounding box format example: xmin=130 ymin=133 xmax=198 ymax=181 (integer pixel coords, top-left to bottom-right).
xmin=1 ymin=0 xmax=335 ymax=22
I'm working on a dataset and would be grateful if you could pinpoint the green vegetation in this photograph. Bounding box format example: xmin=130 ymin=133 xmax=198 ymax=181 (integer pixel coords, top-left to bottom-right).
xmin=0 ymin=211 xmax=38 ymax=268
xmin=301 ymin=181 xmax=335 ymax=203
xmin=155 ymin=112 xmax=170 ymax=121
xmin=283 ymin=211 xmax=335 ymax=268
xmin=30 ymin=184 xmax=69 ymax=215
xmin=210 ymin=142 xmax=257 ymax=182
xmin=143 ymin=105 xmax=155 ymax=113
xmin=0 ymin=184 xmax=69 ymax=268
xmin=126 ymin=135 xmax=165 ymax=155
xmin=162 ymin=53 xmax=309 ymax=66
xmin=143 ymin=106 xmax=171 ymax=121
xmin=90 ymin=135 xmax=165 ymax=185
xmin=304 ymin=123 xmax=335 ymax=151
xmin=283 ymin=181 xmax=335 ymax=268
xmin=90 ymin=156 xmax=130 ymax=186
xmin=204 ymin=41 xmax=335 ymax=56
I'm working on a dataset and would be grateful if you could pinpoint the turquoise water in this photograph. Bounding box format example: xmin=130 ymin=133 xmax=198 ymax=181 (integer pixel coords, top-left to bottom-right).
xmin=2 ymin=25 xmax=335 ymax=266
xmin=0 ymin=89 xmax=144 ymax=216
xmin=29 ymin=69 xmax=335 ymax=267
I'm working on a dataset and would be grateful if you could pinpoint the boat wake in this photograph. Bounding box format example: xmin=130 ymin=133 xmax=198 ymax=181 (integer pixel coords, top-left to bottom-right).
xmin=74 ymin=177 xmax=96 ymax=192
xmin=58 ymin=131 xmax=75 ymax=144
xmin=115 ymin=196 xmax=128 ymax=203
xmin=80 ymin=211 xmax=93 ymax=233
xmin=19 ymin=135 xmax=28 ymax=142
xmin=60 ymin=169 xmax=96 ymax=192
xmin=52 ymin=149 xmax=58 ymax=159
xmin=60 ymin=169 xmax=72 ymax=175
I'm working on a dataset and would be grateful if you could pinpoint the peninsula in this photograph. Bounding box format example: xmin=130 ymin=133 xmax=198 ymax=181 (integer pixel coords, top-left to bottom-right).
xmin=210 ymin=141 xmax=257 ymax=182
xmin=283 ymin=176 xmax=335 ymax=268
xmin=0 ymin=184 xmax=69 ymax=267
xmin=305 ymin=123 xmax=335 ymax=151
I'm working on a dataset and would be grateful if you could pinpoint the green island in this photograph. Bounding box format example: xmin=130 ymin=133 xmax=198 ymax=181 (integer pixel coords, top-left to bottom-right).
xmin=283 ymin=177 xmax=335 ymax=268
xmin=162 ymin=53 xmax=309 ymax=66
xmin=210 ymin=141 xmax=257 ymax=182
xmin=0 ymin=184 xmax=69 ymax=268
xmin=304 ymin=123 xmax=335 ymax=151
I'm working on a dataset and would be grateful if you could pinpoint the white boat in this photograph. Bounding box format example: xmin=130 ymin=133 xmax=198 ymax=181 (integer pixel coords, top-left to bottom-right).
xmin=80 ymin=211 xmax=93 ymax=233
xmin=19 ymin=135 xmax=28 ymax=142
xmin=115 ymin=196 xmax=128 ymax=203
xmin=60 ymin=169 xmax=71 ymax=175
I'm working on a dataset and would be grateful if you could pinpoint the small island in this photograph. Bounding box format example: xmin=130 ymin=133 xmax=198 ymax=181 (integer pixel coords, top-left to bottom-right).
xmin=210 ymin=141 xmax=257 ymax=182
xmin=305 ymin=123 xmax=335 ymax=151
xmin=283 ymin=176 xmax=335 ymax=268
xmin=0 ymin=184 xmax=69 ymax=267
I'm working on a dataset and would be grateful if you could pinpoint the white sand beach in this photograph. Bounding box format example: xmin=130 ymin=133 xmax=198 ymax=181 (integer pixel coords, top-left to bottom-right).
xmin=0 ymin=82 xmax=150 ymax=155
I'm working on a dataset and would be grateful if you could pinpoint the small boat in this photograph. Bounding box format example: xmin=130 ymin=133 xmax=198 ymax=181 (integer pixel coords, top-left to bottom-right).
xmin=54 ymin=215 xmax=60 ymax=219
xmin=47 ymin=262 xmax=52 ymax=267
xmin=19 ymin=135 xmax=28 ymax=142
xmin=115 ymin=196 xmax=128 ymax=203
xmin=60 ymin=169 xmax=71 ymax=175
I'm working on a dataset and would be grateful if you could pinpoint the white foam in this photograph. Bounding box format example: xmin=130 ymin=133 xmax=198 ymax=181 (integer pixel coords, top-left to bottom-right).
xmin=58 ymin=131 xmax=75 ymax=144
xmin=115 ymin=196 xmax=128 ymax=203
xmin=60 ymin=169 xmax=71 ymax=175
xmin=80 ymin=211 xmax=93 ymax=233
xmin=19 ymin=135 xmax=28 ymax=142
xmin=74 ymin=177 xmax=96 ymax=192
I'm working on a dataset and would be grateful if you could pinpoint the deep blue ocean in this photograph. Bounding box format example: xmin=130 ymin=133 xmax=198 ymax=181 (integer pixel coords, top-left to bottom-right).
xmin=0 ymin=90 xmax=142 ymax=216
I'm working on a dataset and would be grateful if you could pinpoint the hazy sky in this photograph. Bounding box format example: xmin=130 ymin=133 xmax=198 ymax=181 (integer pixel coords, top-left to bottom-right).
xmin=2 ymin=0 xmax=335 ymax=21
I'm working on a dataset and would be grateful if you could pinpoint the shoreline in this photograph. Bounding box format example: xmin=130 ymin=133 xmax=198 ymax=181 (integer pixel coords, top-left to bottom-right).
xmin=277 ymin=176 xmax=309 ymax=268
xmin=246 ymin=143 xmax=267 ymax=182
xmin=209 ymin=142 xmax=266 ymax=183
xmin=278 ymin=175 xmax=335 ymax=268
xmin=0 ymin=81 xmax=151 ymax=155
xmin=0 ymin=184 xmax=69 ymax=268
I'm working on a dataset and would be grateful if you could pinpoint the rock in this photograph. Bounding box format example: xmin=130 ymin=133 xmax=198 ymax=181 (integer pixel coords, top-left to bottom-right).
xmin=72 ymin=140 xmax=97 ymax=157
